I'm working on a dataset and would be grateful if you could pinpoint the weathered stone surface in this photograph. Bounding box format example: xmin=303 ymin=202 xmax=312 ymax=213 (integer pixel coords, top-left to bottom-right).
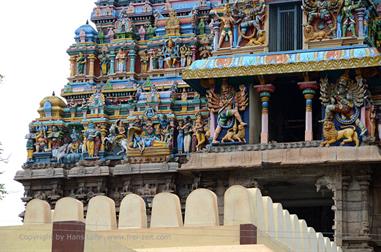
xmin=112 ymin=162 xmax=178 ymax=175
xmin=316 ymin=232 xmax=325 ymax=252
xmin=272 ymin=203 xmax=284 ymax=243
xmin=248 ymin=188 xmax=265 ymax=231
xmin=298 ymin=219 xmax=308 ymax=252
xmin=307 ymin=227 xmax=318 ymax=252
xmin=224 ymin=185 xmax=253 ymax=226
xmin=53 ymin=197 xmax=84 ymax=222
xmin=290 ymin=214 xmax=301 ymax=252
xmin=151 ymin=193 xmax=183 ymax=228
xmin=15 ymin=168 xmax=65 ymax=180
xmin=262 ymin=196 xmax=275 ymax=238
xmin=184 ymin=189 xmax=219 ymax=227
xmin=282 ymin=210 xmax=293 ymax=250
xmin=24 ymin=199 xmax=52 ymax=225
xmin=119 ymin=194 xmax=147 ymax=229
xmin=86 ymin=196 xmax=117 ymax=231
xmin=180 ymin=146 xmax=381 ymax=171
xmin=68 ymin=166 xmax=110 ymax=178
xmin=324 ymin=237 xmax=332 ymax=252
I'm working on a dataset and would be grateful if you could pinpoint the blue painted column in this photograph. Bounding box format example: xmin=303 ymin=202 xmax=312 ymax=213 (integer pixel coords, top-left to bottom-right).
xmin=109 ymin=50 xmax=115 ymax=74
xmin=129 ymin=49 xmax=136 ymax=73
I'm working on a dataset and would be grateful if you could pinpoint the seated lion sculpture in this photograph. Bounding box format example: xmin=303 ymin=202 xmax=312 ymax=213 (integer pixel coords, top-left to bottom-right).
xmin=320 ymin=120 xmax=359 ymax=147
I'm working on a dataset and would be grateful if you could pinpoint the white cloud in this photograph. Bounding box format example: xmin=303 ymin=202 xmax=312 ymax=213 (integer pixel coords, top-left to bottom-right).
xmin=0 ymin=0 xmax=95 ymax=226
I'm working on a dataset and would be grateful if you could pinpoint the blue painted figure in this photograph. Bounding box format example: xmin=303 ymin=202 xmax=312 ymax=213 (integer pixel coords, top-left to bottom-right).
xmin=177 ymin=120 xmax=185 ymax=154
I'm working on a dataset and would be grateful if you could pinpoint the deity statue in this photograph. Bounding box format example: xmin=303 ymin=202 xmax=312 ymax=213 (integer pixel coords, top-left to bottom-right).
xmin=206 ymin=79 xmax=248 ymax=144
xmin=84 ymin=123 xmax=101 ymax=158
xmin=35 ymin=126 xmax=48 ymax=152
xmin=213 ymin=4 xmax=235 ymax=48
xmin=116 ymin=48 xmax=127 ymax=72
xmin=128 ymin=118 xmax=166 ymax=153
xmin=302 ymin=0 xmax=339 ymax=40
xmin=199 ymin=36 xmax=212 ymax=58
xmin=198 ymin=18 xmax=206 ymax=35
xmin=177 ymin=120 xmax=185 ymax=154
xmin=140 ymin=50 xmax=149 ymax=73
xmin=237 ymin=0 xmax=266 ymax=46
xmin=98 ymin=29 xmax=106 ymax=44
xmin=98 ymin=49 xmax=110 ymax=76
xmin=107 ymin=28 xmax=115 ymax=42
xmin=68 ymin=128 xmax=81 ymax=154
xmin=158 ymin=114 xmax=170 ymax=143
xmin=183 ymin=116 xmax=193 ymax=154
xmin=147 ymin=24 xmax=156 ymax=39
xmin=320 ymin=72 xmax=368 ymax=146
xmin=139 ymin=25 xmax=146 ymax=40
xmin=180 ymin=45 xmax=188 ymax=67
xmin=76 ymin=52 xmax=87 ymax=75
xmin=163 ymin=39 xmax=179 ymax=68
xmin=47 ymin=126 xmax=64 ymax=150
xmin=151 ymin=49 xmax=159 ymax=69
xmin=105 ymin=120 xmax=128 ymax=155
xmin=193 ymin=113 xmax=206 ymax=151
xmin=88 ymin=89 xmax=106 ymax=114
xmin=25 ymin=130 xmax=35 ymax=161
xmin=165 ymin=9 xmax=181 ymax=36
xmin=341 ymin=0 xmax=361 ymax=37
xmin=185 ymin=47 xmax=193 ymax=66
xmin=157 ymin=48 xmax=164 ymax=69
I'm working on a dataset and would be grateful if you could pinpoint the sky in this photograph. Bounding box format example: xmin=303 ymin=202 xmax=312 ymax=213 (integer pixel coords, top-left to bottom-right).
xmin=0 ymin=0 xmax=95 ymax=226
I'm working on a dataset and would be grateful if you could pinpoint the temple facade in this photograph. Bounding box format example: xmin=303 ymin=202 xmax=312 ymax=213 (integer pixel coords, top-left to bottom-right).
xmin=15 ymin=0 xmax=381 ymax=251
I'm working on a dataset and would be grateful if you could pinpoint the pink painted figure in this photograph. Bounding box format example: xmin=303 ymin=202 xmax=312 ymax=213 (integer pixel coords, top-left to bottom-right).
xmin=107 ymin=28 xmax=114 ymax=41
xmin=139 ymin=25 xmax=146 ymax=40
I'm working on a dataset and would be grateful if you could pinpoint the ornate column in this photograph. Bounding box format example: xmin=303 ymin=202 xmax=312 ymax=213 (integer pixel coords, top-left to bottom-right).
xmin=356 ymin=8 xmax=366 ymax=37
xmin=297 ymin=81 xmax=319 ymax=141
xmin=129 ymin=49 xmax=136 ymax=73
xmin=316 ymin=174 xmax=350 ymax=247
xmin=109 ymin=50 xmax=115 ymax=74
xmin=357 ymin=171 xmax=371 ymax=236
xmin=88 ymin=54 xmax=96 ymax=77
xmin=254 ymin=84 xmax=275 ymax=144
xmin=212 ymin=20 xmax=220 ymax=51
xmin=69 ymin=56 xmax=76 ymax=77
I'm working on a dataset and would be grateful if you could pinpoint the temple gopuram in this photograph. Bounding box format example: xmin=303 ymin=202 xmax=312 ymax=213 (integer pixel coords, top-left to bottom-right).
xmin=15 ymin=0 xmax=381 ymax=251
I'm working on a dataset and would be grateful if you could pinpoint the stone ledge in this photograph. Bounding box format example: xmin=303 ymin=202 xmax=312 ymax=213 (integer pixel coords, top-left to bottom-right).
xmin=111 ymin=162 xmax=179 ymax=175
xmin=15 ymin=168 xmax=66 ymax=181
xmin=180 ymin=146 xmax=381 ymax=171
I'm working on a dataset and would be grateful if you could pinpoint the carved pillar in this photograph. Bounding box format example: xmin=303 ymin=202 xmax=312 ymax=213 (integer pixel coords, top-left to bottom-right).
xmin=99 ymin=124 xmax=107 ymax=152
xmin=109 ymin=50 xmax=115 ymax=74
xmin=88 ymin=54 xmax=96 ymax=77
xmin=213 ymin=20 xmax=220 ymax=51
xmin=69 ymin=56 xmax=76 ymax=77
xmin=129 ymin=49 xmax=136 ymax=73
xmin=356 ymin=8 xmax=366 ymax=37
xmin=254 ymin=84 xmax=275 ymax=144
xmin=341 ymin=176 xmax=350 ymax=246
xmin=357 ymin=172 xmax=371 ymax=236
xmin=298 ymin=81 xmax=319 ymax=141
xmin=316 ymin=174 xmax=346 ymax=246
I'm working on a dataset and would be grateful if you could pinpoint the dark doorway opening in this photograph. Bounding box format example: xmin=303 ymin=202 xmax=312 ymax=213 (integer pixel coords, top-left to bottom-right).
xmin=269 ymin=79 xmax=305 ymax=142
xmin=287 ymin=205 xmax=334 ymax=239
